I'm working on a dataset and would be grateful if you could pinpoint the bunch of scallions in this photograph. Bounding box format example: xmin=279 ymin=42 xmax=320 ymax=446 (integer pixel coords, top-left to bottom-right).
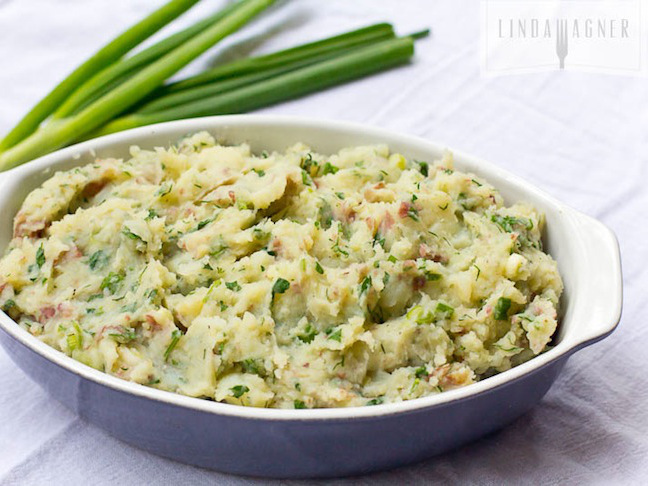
xmin=0 ymin=0 xmax=428 ymax=172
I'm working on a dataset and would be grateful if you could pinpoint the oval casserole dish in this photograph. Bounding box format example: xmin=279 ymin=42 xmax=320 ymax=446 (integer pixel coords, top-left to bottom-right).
xmin=0 ymin=115 xmax=622 ymax=478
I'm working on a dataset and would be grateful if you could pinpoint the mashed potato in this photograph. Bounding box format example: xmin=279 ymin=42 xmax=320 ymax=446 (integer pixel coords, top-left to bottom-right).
xmin=0 ymin=132 xmax=562 ymax=408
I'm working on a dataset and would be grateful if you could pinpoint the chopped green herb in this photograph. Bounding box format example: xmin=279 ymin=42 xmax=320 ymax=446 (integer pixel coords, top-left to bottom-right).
xmin=35 ymin=245 xmax=45 ymax=269
xmin=315 ymin=261 xmax=324 ymax=274
xmin=88 ymin=250 xmax=108 ymax=271
xmin=241 ymin=358 xmax=260 ymax=375
xmin=471 ymin=178 xmax=482 ymax=187
xmin=414 ymin=366 xmax=428 ymax=378
xmin=301 ymin=169 xmax=312 ymax=186
xmin=210 ymin=245 xmax=228 ymax=258
xmin=414 ymin=160 xmax=429 ymax=177
xmin=231 ymin=385 xmax=249 ymax=399
xmin=145 ymin=209 xmax=158 ymax=220
xmin=407 ymin=205 xmax=420 ymax=221
xmin=195 ymin=218 xmax=214 ymax=231
xmin=122 ymin=228 xmax=144 ymax=242
xmin=423 ymin=270 xmax=441 ymax=281
xmin=322 ymin=162 xmax=339 ymax=175
xmin=335 ymin=192 xmax=345 ymax=199
xmin=108 ymin=327 xmax=137 ymax=344
xmin=2 ymin=299 xmax=16 ymax=311
xmin=435 ymin=302 xmax=454 ymax=319
xmin=366 ymin=397 xmax=383 ymax=406
xmin=225 ymin=281 xmax=241 ymax=292
xmin=297 ymin=323 xmax=318 ymax=343
xmin=318 ymin=200 xmax=334 ymax=229
xmin=388 ymin=255 xmax=398 ymax=263
xmin=491 ymin=214 xmax=533 ymax=233
xmin=494 ymin=297 xmax=512 ymax=320
xmin=300 ymin=153 xmax=315 ymax=173
xmin=100 ymin=272 xmax=124 ymax=294
xmin=332 ymin=240 xmax=349 ymax=257
xmin=359 ymin=276 xmax=372 ymax=295
xmin=326 ymin=327 xmax=342 ymax=342
xmin=252 ymin=168 xmax=265 ymax=177
xmin=155 ymin=183 xmax=173 ymax=198
xmin=294 ymin=399 xmax=307 ymax=409
xmin=272 ymin=278 xmax=290 ymax=299
xmin=164 ymin=329 xmax=182 ymax=361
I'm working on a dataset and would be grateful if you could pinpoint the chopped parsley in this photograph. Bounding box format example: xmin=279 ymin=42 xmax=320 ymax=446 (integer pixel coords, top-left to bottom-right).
xmin=272 ymin=278 xmax=290 ymax=299
xmin=322 ymin=162 xmax=339 ymax=175
xmin=415 ymin=366 xmax=428 ymax=378
xmin=225 ymin=281 xmax=241 ymax=292
xmin=35 ymin=245 xmax=45 ymax=269
xmin=415 ymin=160 xmax=429 ymax=177
xmin=241 ymin=358 xmax=261 ymax=375
xmin=88 ymin=250 xmax=108 ymax=271
xmin=407 ymin=204 xmax=420 ymax=222
xmin=326 ymin=327 xmax=342 ymax=342
xmin=297 ymin=323 xmax=318 ymax=343
xmin=122 ymin=228 xmax=144 ymax=242
xmin=195 ymin=218 xmax=214 ymax=231
xmin=359 ymin=276 xmax=372 ymax=295
xmin=491 ymin=214 xmax=533 ymax=233
xmin=318 ymin=200 xmax=334 ymax=229
xmin=366 ymin=397 xmax=384 ymax=406
xmin=315 ymin=261 xmax=324 ymax=274
xmin=100 ymin=272 xmax=124 ymax=294
xmin=231 ymin=385 xmax=249 ymax=399
xmin=108 ymin=327 xmax=137 ymax=344
xmin=155 ymin=183 xmax=173 ymax=198
xmin=2 ymin=299 xmax=16 ymax=311
xmin=294 ymin=399 xmax=307 ymax=409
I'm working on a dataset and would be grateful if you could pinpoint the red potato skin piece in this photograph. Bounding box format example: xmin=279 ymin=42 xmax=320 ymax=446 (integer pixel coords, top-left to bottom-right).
xmin=39 ymin=306 xmax=56 ymax=322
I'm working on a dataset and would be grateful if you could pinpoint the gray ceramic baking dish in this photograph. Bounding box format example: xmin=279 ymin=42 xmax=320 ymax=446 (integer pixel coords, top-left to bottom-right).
xmin=0 ymin=115 xmax=623 ymax=478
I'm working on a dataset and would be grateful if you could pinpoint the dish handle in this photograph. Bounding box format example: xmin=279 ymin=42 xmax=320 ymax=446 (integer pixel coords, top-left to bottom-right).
xmin=569 ymin=211 xmax=623 ymax=348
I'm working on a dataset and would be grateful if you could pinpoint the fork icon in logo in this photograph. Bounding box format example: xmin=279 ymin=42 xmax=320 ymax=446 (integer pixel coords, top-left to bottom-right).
xmin=556 ymin=19 xmax=568 ymax=69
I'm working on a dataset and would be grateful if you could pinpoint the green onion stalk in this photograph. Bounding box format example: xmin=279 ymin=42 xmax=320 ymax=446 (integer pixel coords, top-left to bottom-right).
xmin=0 ymin=0 xmax=202 ymax=152
xmin=0 ymin=0 xmax=275 ymax=171
xmin=136 ymin=23 xmax=397 ymax=113
xmin=92 ymin=36 xmax=416 ymax=137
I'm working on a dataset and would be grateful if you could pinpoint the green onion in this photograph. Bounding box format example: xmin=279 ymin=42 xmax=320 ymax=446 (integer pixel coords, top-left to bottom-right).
xmin=165 ymin=23 xmax=395 ymax=92
xmin=230 ymin=385 xmax=249 ymax=398
xmin=164 ymin=329 xmax=182 ymax=361
xmin=494 ymin=297 xmax=512 ymax=320
xmin=137 ymin=23 xmax=397 ymax=113
xmin=0 ymin=0 xmax=201 ymax=152
xmin=52 ymin=2 xmax=244 ymax=119
xmin=0 ymin=0 xmax=275 ymax=171
xmin=90 ymin=37 xmax=415 ymax=137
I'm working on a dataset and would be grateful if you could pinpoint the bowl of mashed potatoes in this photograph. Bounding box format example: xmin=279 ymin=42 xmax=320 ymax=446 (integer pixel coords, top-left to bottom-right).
xmin=0 ymin=115 xmax=622 ymax=478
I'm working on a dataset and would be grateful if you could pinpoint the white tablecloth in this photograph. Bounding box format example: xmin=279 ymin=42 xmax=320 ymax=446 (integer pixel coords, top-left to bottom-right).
xmin=0 ymin=1 xmax=646 ymax=484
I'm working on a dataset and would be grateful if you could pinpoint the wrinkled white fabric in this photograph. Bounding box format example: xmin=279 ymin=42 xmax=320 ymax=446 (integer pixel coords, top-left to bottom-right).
xmin=0 ymin=1 xmax=646 ymax=484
